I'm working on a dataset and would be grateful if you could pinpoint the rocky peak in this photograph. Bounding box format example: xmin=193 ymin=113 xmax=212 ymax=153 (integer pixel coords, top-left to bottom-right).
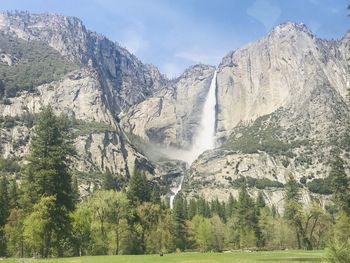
xmin=270 ymin=21 xmax=314 ymax=38
xmin=177 ymin=64 xmax=215 ymax=79
xmin=0 ymin=11 xmax=169 ymax=112
xmin=216 ymin=22 xmax=349 ymax=141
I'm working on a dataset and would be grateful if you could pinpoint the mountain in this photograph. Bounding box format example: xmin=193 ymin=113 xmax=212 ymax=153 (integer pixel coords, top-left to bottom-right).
xmin=184 ymin=23 xmax=350 ymax=208
xmin=0 ymin=12 xmax=349 ymax=207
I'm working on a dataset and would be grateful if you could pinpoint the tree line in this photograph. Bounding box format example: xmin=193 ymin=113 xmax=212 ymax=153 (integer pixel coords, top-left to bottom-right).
xmin=0 ymin=107 xmax=350 ymax=260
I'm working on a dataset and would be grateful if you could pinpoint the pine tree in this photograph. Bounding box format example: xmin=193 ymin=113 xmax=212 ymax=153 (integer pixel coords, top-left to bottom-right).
xmin=226 ymin=193 xmax=236 ymax=219
xmin=173 ymin=195 xmax=187 ymax=250
xmin=0 ymin=175 xmax=9 ymax=256
xmin=187 ymin=199 xmax=197 ymax=220
xmin=0 ymin=176 xmax=9 ymax=226
xmin=102 ymin=170 xmax=116 ymax=190
xmin=150 ymin=183 xmax=161 ymax=205
xmin=256 ymin=192 xmax=266 ymax=209
xmin=20 ymin=106 xmax=76 ymax=256
xmin=237 ymin=183 xmax=261 ymax=248
xmin=330 ymin=153 xmax=350 ymax=215
xmin=8 ymin=179 xmax=18 ymax=209
xmin=21 ymin=106 xmax=75 ymax=212
xmin=284 ymin=176 xmax=305 ymax=249
xmin=127 ymin=169 xmax=150 ymax=204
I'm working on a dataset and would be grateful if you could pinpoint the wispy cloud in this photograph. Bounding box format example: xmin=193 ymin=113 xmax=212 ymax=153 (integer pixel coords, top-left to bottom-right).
xmin=162 ymin=62 xmax=183 ymax=78
xmin=174 ymin=51 xmax=222 ymax=65
xmin=119 ymin=29 xmax=148 ymax=55
xmin=247 ymin=0 xmax=281 ymax=31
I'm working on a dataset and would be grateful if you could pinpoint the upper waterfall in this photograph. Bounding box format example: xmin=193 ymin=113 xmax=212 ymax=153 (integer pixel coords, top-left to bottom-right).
xmin=168 ymin=70 xmax=217 ymax=209
xmin=187 ymin=70 xmax=217 ymax=163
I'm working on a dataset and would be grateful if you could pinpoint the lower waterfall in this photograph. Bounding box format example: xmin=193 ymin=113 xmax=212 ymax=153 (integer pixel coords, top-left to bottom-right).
xmin=169 ymin=70 xmax=217 ymax=208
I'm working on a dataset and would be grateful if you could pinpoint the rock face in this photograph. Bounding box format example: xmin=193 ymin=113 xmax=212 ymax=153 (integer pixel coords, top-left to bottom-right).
xmin=186 ymin=23 xmax=350 ymax=208
xmin=120 ymin=64 xmax=216 ymax=148
xmin=0 ymin=69 xmax=149 ymax=177
xmin=216 ymin=22 xmax=349 ymax=141
xmin=0 ymin=11 xmax=166 ymax=112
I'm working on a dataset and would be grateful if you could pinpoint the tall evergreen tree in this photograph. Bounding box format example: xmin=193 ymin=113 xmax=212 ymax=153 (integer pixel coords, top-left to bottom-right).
xmin=284 ymin=176 xmax=309 ymax=249
xmin=21 ymin=106 xmax=75 ymax=211
xmin=0 ymin=175 xmax=9 ymax=256
xmin=20 ymin=106 xmax=76 ymax=256
xmin=187 ymin=199 xmax=197 ymax=220
xmin=102 ymin=170 xmax=116 ymax=190
xmin=330 ymin=153 xmax=350 ymax=215
xmin=173 ymin=195 xmax=187 ymax=250
xmin=226 ymin=193 xmax=236 ymax=219
xmin=237 ymin=183 xmax=261 ymax=247
xmin=127 ymin=169 xmax=150 ymax=204
xmin=150 ymin=184 xmax=161 ymax=205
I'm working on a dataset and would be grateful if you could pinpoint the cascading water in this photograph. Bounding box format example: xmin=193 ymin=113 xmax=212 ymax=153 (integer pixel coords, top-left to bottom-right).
xmin=169 ymin=70 xmax=217 ymax=208
xmin=169 ymin=175 xmax=184 ymax=209
xmin=188 ymin=70 xmax=217 ymax=163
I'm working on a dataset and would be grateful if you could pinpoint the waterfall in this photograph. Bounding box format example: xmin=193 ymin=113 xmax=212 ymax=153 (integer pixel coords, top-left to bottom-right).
xmin=189 ymin=70 xmax=217 ymax=163
xmin=169 ymin=175 xmax=184 ymax=209
xmin=169 ymin=70 xmax=217 ymax=208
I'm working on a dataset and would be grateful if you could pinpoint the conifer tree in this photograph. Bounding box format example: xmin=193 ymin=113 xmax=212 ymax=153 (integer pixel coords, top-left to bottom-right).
xmin=20 ymin=106 xmax=76 ymax=256
xmin=127 ymin=169 xmax=150 ymax=204
xmin=102 ymin=170 xmax=116 ymax=190
xmin=0 ymin=175 xmax=9 ymax=256
xmin=150 ymin=184 xmax=161 ymax=205
xmin=173 ymin=195 xmax=187 ymax=250
xmin=330 ymin=153 xmax=350 ymax=215
xmin=21 ymin=106 xmax=75 ymax=212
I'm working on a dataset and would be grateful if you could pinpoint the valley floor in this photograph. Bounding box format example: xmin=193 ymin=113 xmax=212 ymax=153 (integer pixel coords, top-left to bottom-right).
xmin=1 ymin=250 xmax=324 ymax=263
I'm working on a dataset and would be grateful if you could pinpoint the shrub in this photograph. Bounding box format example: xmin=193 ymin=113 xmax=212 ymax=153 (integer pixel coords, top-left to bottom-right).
xmin=307 ymin=177 xmax=333 ymax=195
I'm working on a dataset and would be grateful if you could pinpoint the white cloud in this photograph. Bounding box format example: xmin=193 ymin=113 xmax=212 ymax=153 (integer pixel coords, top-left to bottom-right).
xmin=174 ymin=51 xmax=222 ymax=65
xmin=120 ymin=29 xmax=148 ymax=55
xmin=162 ymin=62 xmax=183 ymax=78
xmin=247 ymin=0 xmax=281 ymax=31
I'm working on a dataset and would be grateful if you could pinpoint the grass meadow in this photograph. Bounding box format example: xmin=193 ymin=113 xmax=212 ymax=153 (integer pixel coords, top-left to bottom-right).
xmin=1 ymin=250 xmax=325 ymax=263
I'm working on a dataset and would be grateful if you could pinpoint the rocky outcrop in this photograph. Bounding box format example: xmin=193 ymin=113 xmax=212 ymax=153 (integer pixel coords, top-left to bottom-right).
xmin=120 ymin=64 xmax=215 ymax=148
xmin=216 ymin=22 xmax=349 ymax=142
xmin=0 ymin=69 xmax=150 ymax=176
xmin=0 ymin=11 xmax=166 ymax=112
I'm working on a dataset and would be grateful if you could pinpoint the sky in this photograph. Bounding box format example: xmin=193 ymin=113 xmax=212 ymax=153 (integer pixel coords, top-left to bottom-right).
xmin=1 ymin=0 xmax=349 ymax=77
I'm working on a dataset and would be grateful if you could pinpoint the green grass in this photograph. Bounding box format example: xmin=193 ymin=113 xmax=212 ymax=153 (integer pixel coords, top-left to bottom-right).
xmin=2 ymin=250 xmax=325 ymax=263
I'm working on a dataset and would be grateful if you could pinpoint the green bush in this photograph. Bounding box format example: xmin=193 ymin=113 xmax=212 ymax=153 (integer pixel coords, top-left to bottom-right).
xmin=307 ymin=177 xmax=333 ymax=195
xmin=0 ymin=113 xmax=37 ymax=129
xmin=0 ymin=158 xmax=21 ymax=173
xmin=325 ymin=241 xmax=350 ymax=263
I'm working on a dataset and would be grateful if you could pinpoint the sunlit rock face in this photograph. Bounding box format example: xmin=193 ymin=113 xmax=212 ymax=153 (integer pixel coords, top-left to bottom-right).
xmin=215 ymin=22 xmax=349 ymax=142
xmin=0 ymin=11 xmax=167 ymax=112
xmin=185 ymin=23 xmax=350 ymax=208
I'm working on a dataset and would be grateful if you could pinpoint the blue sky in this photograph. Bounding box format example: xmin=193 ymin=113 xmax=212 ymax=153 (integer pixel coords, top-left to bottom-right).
xmin=1 ymin=0 xmax=349 ymax=77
